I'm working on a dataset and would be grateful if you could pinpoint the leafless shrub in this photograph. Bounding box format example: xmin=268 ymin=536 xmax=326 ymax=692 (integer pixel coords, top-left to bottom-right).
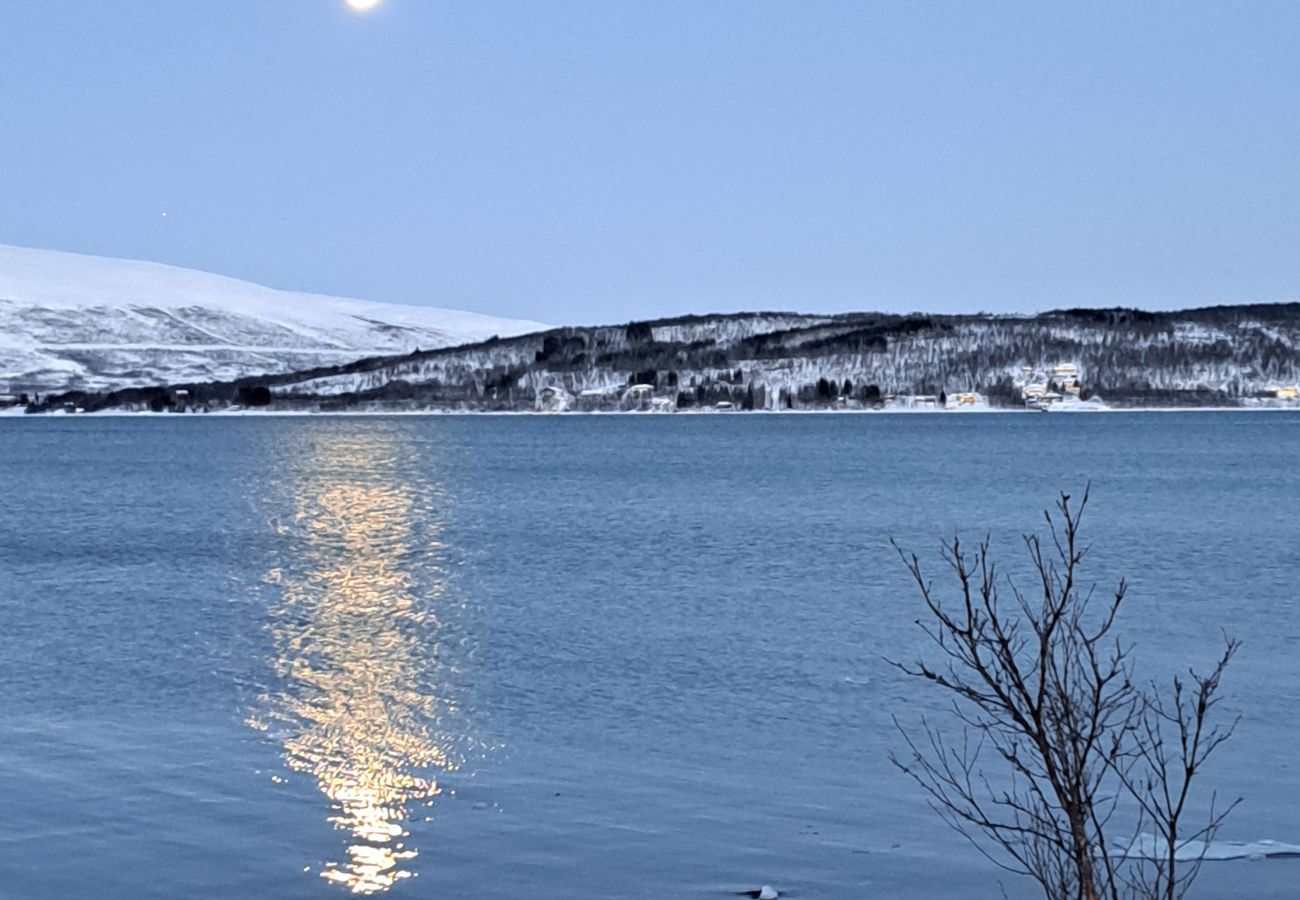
xmin=890 ymin=487 xmax=1238 ymax=900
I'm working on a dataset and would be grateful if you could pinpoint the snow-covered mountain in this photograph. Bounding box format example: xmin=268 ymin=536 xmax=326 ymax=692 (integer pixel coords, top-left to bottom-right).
xmin=0 ymin=244 xmax=548 ymax=394
xmin=35 ymin=304 xmax=1300 ymax=414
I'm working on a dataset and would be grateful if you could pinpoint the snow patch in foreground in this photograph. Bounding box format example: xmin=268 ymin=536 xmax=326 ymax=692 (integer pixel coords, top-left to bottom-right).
xmin=1116 ymin=835 xmax=1300 ymax=862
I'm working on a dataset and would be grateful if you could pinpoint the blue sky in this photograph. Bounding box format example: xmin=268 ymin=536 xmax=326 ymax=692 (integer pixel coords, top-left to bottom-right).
xmin=2 ymin=1 xmax=1298 ymax=324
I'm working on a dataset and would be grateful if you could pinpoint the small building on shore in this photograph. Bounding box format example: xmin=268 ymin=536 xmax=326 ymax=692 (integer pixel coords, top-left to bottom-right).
xmin=944 ymin=391 xmax=988 ymax=410
xmin=535 ymin=385 xmax=572 ymax=412
xmin=884 ymin=394 xmax=939 ymax=411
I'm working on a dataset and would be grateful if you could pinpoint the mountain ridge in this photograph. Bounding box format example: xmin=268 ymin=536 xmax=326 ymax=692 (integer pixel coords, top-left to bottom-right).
xmin=0 ymin=244 xmax=549 ymax=393
xmin=22 ymin=303 xmax=1300 ymax=413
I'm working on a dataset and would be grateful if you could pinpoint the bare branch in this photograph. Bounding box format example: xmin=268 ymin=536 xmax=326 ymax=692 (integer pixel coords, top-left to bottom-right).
xmin=888 ymin=489 xmax=1238 ymax=900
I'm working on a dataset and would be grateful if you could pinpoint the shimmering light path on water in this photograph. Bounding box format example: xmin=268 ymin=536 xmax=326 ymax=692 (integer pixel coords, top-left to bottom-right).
xmin=1 ymin=413 xmax=1297 ymax=899
xmin=248 ymin=427 xmax=473 ymax=893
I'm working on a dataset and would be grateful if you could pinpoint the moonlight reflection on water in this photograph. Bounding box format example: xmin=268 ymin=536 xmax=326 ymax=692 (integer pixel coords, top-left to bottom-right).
xmin=246 ymin=429 xmax=474 ymax=893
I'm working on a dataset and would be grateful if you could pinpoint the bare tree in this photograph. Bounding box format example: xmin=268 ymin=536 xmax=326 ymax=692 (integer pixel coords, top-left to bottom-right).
xmin=889 ymin=488 xmax=1238 ymax=900
xmin=1112 ymin=643 xmax=1239 ymax=900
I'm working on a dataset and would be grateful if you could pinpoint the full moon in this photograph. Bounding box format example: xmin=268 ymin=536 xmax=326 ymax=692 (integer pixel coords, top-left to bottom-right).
xmin=345 ymin=0 xmax=382 ymax=11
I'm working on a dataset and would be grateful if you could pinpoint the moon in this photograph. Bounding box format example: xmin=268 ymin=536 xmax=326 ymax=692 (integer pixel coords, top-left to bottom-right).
xmin=345 ymin=0 xmax=382 ymax=11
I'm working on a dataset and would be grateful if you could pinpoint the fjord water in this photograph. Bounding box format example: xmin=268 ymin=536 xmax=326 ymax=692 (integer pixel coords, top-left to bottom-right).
xmin=2 ymin=413 xmax=1298 ymax=899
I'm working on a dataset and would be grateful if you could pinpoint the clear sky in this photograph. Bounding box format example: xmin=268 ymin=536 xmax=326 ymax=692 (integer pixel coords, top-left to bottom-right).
xmin=2 ymin=1 xmax=1298 ymax=324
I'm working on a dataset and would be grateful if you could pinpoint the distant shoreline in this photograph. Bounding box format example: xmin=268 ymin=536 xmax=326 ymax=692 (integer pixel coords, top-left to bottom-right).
xmin=7 ymin=405 xmax=1300 ymax=420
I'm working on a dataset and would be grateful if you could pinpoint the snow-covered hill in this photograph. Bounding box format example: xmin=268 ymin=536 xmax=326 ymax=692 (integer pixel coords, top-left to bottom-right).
xmin=0 ymin=244 xmax=548 ymax=394
xmin=169 ymin=305 xmax=1300 ymax=412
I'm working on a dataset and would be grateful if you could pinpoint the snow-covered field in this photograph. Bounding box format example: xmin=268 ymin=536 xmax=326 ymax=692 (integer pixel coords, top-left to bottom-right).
xmin=0 ymin=244 xmax=548 ymax=394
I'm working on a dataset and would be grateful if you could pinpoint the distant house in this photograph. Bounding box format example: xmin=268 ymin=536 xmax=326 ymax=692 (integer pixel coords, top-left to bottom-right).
xmin=1019 ymin=361 xmax=1085 ymax=402
xmin=535 ymin=385 xmax=572 ymax=413
xmin=884 ymin=394 xmax=939 ymax=411
xmin=620 ymin=383 xmax=656 ymax=412
xmin=572 ymin=385 xmax=621 ymax=412
xmin=944 ymin=391 xmax=987 ymax=410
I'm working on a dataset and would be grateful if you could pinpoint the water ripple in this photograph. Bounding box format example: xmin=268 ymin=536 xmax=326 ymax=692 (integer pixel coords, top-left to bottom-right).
xmin=246 ymin=428 xmax=473 ymax=894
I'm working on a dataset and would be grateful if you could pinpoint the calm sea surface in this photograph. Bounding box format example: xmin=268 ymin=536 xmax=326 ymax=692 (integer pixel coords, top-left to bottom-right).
xmin=1 ymin=413 xmax=1298 ymax=899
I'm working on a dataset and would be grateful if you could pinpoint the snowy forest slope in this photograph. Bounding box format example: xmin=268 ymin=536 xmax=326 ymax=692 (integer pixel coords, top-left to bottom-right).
xmin=31 ymin=304 xmax=1300 ymax=413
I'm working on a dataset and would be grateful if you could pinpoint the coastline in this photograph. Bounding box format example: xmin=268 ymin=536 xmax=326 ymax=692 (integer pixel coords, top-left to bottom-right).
xmin=6 ymin=405 xmax=1300 ymax=419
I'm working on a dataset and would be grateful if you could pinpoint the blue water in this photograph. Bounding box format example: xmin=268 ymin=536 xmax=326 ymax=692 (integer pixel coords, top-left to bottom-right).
xmin=1 ymin=413 xmax=1298 ymax=899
